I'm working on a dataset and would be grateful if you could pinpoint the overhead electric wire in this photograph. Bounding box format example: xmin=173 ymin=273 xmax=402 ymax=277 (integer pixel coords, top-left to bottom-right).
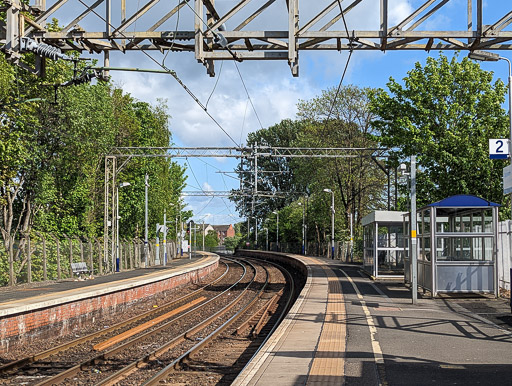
xmin=324 ymin=0 xmax=354 ymax=123
xmin=186 ymin=158 xmax=208 ymax=194
xmin=162 ymin=0 xmax=181 ymax=66
xmin=234 ymin=62 xmax=264 ymax=130
xmin=206 ymin=61 xmax=224 ymax=110
xmin=194 ymin=196 xmax=215 ymax=216
xmin=184 ymin=2 xmax=260 ymax=142
xmin=75 ymin=0 xmax=240 ymax=148
xmin=239 ymin=99 xmax=249 ymax=145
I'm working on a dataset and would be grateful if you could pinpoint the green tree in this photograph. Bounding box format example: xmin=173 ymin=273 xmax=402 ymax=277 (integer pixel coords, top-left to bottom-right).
xmin=204 ymin=230 xmax=219 ymax=251
xmin=370 ymin=53 xmax=509 ymax=209
xmin=224 ymin=235 xmax=242 ymax=251
xmin=294 ymin=85 xmax=384 ymax=239
xmin=232 ymin=119 xmax=305 ymax=221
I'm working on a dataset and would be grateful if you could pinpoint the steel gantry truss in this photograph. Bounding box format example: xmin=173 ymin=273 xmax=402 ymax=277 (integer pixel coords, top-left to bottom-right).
xmin=103 ymin=145 xmax=386 ymax=269
xmin=1 ymin=0 xmax=511 ymax=75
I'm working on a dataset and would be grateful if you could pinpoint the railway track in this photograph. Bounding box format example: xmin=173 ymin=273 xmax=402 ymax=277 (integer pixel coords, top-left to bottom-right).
xmin=0 ymin=256 xmax=299 ymax=385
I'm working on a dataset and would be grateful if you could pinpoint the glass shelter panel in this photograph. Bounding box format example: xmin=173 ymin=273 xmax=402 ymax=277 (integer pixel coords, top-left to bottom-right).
xmin=377 ymin=250 xmax=404 ymax=273
xmin=435 ymin=209 xmax=494 ymax=233
xmin=436 ymin=237 xmax=494 ymax=261
xmin=423 ymin=209 xmax=431 ymax=234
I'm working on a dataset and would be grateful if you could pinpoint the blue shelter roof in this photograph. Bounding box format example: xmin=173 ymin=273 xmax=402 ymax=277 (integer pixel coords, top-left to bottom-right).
xmin=427 ymin=194 xmax=500 ymax=208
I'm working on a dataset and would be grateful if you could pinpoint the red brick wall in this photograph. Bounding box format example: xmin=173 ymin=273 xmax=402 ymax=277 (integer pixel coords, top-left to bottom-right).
xmin=226 ymin=225 xmax=235 ymax=238
xmin=0 ymin=261 xmax=218 ymax=354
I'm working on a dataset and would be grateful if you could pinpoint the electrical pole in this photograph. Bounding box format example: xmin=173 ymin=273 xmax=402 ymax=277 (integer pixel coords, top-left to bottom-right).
xmin=411 ymin=155 xmax=418 ymax=305
xmin=163 ymin=209 xmax=167 ymax=265
xmin=254 ymin=143 xmax=258 ymax=248
xmin=350 ymin=212 xmax=353 ymax=263
xmin=189 ymin=221 xmax=192 ymax=259
xmin=144 ymin=173 xmax=149 ymax=268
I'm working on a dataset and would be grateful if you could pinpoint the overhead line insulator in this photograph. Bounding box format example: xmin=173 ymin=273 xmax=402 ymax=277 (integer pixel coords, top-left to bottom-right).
xmin=21 ymin=37 xmax=72 ymax=61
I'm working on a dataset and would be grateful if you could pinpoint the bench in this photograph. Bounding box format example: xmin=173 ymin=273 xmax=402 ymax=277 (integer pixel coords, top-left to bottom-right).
xmin=71 ymin=262 xmax=91 ymax=277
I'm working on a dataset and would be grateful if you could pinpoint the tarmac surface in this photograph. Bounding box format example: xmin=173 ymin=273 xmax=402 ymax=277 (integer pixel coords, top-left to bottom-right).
xmin=1 ymin=253 xmax=511 ymax=385
xmin=0 ymin=257 xmax=201 ymax=304
xmin=337 ymin=263 xmax=512 ymax=386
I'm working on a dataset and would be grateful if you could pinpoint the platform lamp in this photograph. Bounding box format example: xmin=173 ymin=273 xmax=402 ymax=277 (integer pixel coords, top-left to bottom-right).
xmin=468 ymin=50 xmax=512 ymax=217
xmin=116 ymin=182 xmax=131 ymax=272
xmin=272 ymin=211 xmax=279 ymax=252
xmin=323 ymin=188 xmax=335 ymax=259
xmin=298 ymin=201 xmax=306 ymax=255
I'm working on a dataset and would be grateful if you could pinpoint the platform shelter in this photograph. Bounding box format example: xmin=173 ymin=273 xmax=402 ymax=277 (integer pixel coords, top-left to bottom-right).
xmin=404 ymin=195 xmax=499 ymax=297
xmin=362 ymin=211 xmax=408 ymax=278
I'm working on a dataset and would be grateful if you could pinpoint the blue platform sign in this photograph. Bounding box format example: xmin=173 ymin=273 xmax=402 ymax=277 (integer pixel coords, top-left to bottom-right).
xmin=489 ymin=139 xmax=509 ymax=159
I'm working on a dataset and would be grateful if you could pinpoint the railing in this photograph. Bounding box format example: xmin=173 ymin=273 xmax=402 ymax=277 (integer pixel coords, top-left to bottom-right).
xmin=243 ymin=241 xmax=356 ymax=262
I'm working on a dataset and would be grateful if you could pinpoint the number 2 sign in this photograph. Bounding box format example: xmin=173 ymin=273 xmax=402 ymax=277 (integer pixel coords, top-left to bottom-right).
xmin=489 ymin=139 xmax=510 ymax=159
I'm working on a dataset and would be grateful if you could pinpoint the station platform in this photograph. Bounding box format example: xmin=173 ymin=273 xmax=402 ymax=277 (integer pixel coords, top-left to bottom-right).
xmin=0 ymin=254 xmax=219 ymax=353
xmin=234 ymin=252 xmax=512 ymax=386
xmin=1 ymin=250 xmax=511 ymax=385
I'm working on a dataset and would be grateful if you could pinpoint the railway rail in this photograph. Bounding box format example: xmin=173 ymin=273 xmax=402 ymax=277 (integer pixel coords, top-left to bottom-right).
xmin=0 ymin=255 xmax=300 ymax=385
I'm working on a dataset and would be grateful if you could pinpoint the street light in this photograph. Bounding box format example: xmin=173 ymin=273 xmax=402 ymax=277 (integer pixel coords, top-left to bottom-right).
xmin=273 ymin=211 xmax=279 ymax=252
xmin=323 ymin=188 xmax=335 ymax=259
xmin=263 ymin=227 xmax=269 ymax=251
xmin=116 ymin=182 xmax=131 ymax=272
xmin=298 ymin=202 xmax=306 ymax=255
xmin=144 ymin=173 xmax=149 ymax=268
xmin=468 ymin=50 xmax=512 ymax=217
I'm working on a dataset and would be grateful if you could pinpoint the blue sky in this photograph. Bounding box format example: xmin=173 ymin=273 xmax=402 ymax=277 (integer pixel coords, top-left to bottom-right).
xmin=49 ymin=0 xmax=511 ymax=225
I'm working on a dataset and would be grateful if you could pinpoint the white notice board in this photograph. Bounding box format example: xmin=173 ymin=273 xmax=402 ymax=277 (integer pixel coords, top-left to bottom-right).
xmin=503 ymin=164 xmax=512 ymax=195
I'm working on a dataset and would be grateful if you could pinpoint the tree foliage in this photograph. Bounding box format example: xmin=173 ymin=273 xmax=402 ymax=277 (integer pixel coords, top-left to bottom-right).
xmin=234 ymin=85 xmax=383 ymax=246
xmin=370 ymin=53 xmax=509 ymax=209
xmin=0 ymin=49 xmax=186 ymax=278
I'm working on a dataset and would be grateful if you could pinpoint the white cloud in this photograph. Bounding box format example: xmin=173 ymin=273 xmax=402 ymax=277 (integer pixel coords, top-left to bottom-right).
xmin=202 ymin=182 xmax=214 ymax=192
xmin=48 ymin=0 xmax=464 ymax=223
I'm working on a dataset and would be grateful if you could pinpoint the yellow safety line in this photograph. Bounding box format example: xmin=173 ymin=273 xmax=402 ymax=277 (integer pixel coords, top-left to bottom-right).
xmin=306 ymin=261 xmax=346 ymax=385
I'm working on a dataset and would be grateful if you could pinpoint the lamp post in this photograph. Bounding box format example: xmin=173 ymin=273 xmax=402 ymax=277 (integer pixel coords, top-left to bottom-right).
xmin=468 ymin=50 xmax=512 ymax=217
xmin=116 ymin=182 xmax=131 ymax=272
xmin=273 ymin=211 xmax=279 ymax=251
xmin=400 ymin=159 xmax=417 ymax=305
xmin=264 ymin=227 xmax=269 ymax=251
xmin=298 ymin=202 xmax=305 ymax=255
xmin=323 ymin=188 xmax=335 ymax=259
xmin=144 ymin=173 xmax=149 ymax=268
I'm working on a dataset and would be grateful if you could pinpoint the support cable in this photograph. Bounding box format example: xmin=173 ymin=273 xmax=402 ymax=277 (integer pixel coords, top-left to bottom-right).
xmin=206 ymin=61 xmax=223 ymax=109
xmin=186 ymin=158 xmax=208 ymax=195
xmin=324 ymin=1 xmax=354 ymax=123
xmin=234 ymin=62 xmax=264 ymax=130
xmin=162 ymin=0 xmax=180 ymax=66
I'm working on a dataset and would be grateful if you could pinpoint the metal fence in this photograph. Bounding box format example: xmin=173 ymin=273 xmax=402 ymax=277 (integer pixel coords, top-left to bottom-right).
xmin=0 ymin=234 xmax=180 ymax=287
xmin=248 ymin=241 xmax=355 ymax=262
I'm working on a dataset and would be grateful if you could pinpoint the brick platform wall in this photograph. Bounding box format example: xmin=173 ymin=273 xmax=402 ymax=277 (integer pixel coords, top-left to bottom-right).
xmin=0 ymin=261 xmax=218 ymax=354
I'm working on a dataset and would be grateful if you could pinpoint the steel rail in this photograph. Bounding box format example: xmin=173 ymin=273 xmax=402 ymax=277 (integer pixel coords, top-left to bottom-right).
xmin=0 ymin=260 xmax=230 ymax=376
xmin=34 ymin=257 xmax=247 ymax=386
xmin=96 ymin=257 xmax=262 ymax=385
xmin=233 ymin=257 xmax=298 ymax=378
xmin=142 ymin=257 xmax=289 ymax=385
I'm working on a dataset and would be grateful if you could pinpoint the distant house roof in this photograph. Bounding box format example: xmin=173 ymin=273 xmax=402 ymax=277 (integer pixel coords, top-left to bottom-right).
xmin=213 ymin=225 xmax=231 ymax=232
xmin=427 ymin=195 xmax=500 ymax=208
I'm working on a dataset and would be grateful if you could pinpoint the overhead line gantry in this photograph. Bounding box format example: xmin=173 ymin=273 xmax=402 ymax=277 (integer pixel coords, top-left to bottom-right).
xmin=2 ymin=0 xmax=511 ymax=76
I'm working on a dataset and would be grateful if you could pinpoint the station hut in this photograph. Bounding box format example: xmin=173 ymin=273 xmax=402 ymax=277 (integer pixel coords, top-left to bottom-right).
xmin=362 ymin=211 xmax=408 ymax=279
xmin=404 ymin=194 xmax=499 ymax=297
